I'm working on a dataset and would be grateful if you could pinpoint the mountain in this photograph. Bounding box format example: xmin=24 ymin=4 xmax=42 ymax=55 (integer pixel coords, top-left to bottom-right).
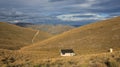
xmin=25 ymin=24 xmax=75 ymax=34
xmin=0 ymin=22 xmax=52 ymax=50
xmin=22 ymin=16 xmax=120 ymax=56
xmin=14 ymin=22 xmax=34 ymax=27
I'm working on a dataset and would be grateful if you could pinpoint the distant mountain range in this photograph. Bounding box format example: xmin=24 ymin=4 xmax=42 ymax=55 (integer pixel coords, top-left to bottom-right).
xmin=14 ymin=22 xmax=34 ymax=27
xmin=25 ymin=24 xmax=75 ymax=35
xmin=12 ymin=22 xmax=76 ymax=35
xmin=14 ymin=22 xmax=81 ymax=27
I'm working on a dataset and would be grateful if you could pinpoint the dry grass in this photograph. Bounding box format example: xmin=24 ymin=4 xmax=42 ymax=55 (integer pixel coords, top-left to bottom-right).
xmin=0 ymin=22 xmax=52 ymax=50
xmin=0 ymin=49 xmax=120 ymax=67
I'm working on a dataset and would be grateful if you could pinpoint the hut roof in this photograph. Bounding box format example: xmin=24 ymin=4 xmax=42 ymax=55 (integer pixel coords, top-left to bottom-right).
xmin=61 ymin=49 xmax=74 ymax=54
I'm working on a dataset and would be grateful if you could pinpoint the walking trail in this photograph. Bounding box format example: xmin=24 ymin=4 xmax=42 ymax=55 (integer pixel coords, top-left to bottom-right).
xmin=32 ymin=30 xmax=39 ymax=43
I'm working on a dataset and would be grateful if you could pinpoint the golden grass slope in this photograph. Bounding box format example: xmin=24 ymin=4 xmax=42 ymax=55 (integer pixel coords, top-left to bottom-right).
xmin=0 ymin=22 xmax=52 ymax=50
xmin=1 ymin=49 xmax=120 ymax=67
xmin=22 ymin=16 xmax=120 ymax=56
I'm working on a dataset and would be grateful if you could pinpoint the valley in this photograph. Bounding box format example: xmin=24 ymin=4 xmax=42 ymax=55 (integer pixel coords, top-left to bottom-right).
xmin=0 ymin=17 xmax=120 ymax=67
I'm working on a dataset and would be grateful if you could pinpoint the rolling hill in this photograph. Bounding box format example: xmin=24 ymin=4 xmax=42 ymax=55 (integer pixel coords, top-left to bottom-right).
xmin=23 ymin=24 xmax=75 ymax=35
xmin=0 ymin=22 xmax=52 ymax=50
xmin=22 ymin=16 xmax=120 ymax=56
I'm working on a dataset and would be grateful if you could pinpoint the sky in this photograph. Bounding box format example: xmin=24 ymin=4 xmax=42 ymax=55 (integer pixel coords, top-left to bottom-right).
xmin=0 ymin=0 xmax=120 ymax=25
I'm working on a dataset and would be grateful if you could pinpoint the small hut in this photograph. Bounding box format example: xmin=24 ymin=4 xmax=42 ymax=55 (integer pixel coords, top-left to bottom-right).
xmin=60 ymin=49 xmax=75 ymax=56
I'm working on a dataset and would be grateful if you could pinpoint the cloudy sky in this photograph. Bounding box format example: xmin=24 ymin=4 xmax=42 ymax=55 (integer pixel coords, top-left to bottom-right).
xmin=0 ymin=0 xmax=120 ymax=25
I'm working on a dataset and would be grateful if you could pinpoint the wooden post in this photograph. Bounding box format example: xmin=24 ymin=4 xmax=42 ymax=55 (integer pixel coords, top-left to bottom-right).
xmin=110 ymin=48 xmax=113 ymax=53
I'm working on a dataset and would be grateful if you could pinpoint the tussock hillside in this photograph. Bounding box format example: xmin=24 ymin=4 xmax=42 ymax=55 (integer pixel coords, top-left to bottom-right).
xmin=0 ymin=22 xmax=52 ymax=50
xmin=0 ymin=49 xmax=120 ymax=67
xmin=25 ymin=24 xmax=75 ymax=34
xmin=22 ymin=17 xmax=120 ymax=56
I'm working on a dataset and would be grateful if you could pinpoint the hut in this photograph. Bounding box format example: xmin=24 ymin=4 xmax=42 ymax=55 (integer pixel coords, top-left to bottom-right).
xmin=60 ymin=49 xmax=75 ymax=56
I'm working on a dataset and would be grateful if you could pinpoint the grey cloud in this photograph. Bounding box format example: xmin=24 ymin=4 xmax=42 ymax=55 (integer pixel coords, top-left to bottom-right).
xmin=49 ymin=0 xmax=65 ymax=2
xmin=0 ymin=0 xmax=119 ymax=25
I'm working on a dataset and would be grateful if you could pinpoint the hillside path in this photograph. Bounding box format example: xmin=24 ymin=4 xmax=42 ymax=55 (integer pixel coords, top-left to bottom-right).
xmin=32 ymin=30 xmax=39 ymax=43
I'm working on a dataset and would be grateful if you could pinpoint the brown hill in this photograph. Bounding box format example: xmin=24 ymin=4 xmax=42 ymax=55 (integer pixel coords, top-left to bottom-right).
xmin=25 ymin=24 xmax=75 ymax=35
xmin=22 ymin=16 xmax=120 ymax=56
xmin=0 ymin=22 xmax=52 ymax=50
